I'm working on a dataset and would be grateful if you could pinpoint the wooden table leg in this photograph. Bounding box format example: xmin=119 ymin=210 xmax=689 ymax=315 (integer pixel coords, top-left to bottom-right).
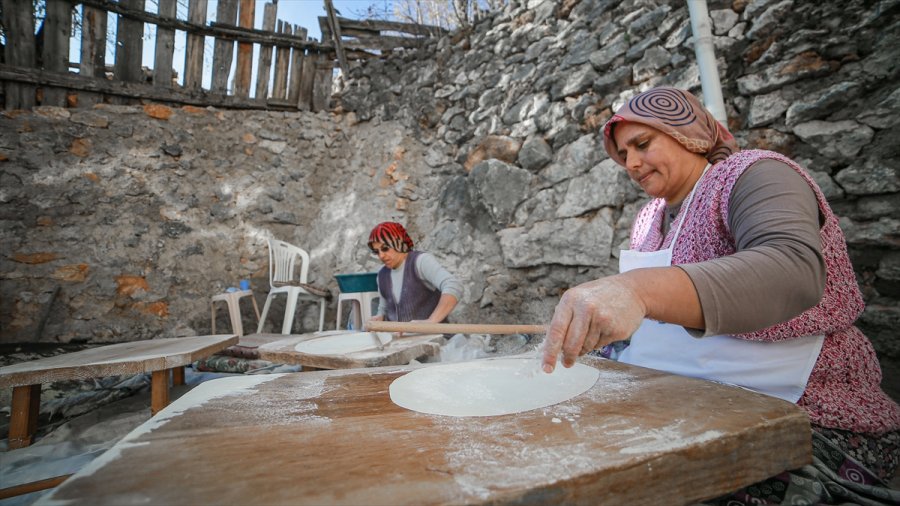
xmin=151 ymin=370 xmax=170 ymax=415
xmin=172 ymin=366 xmax=185 ymax=386
xmin=9 ymin=384 xmax=41 ymax=449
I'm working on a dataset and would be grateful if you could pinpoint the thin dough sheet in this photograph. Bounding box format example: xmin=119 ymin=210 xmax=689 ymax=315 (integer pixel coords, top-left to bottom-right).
xmin=390 ymin=357 xmax=600 ymax=417
xmin=294 ymin=332 xmax=392 ymax=355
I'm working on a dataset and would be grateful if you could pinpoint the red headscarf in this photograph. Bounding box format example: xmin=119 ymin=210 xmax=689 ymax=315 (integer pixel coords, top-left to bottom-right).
xmin=603 ymin=87 xmax=738 ymax=166
xmin=368 ymin=222 xmax=414 ymax=253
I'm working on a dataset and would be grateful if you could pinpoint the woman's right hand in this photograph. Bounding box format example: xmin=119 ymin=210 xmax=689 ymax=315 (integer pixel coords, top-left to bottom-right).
xmin=541 ymin=275 xmax=646 ymax=373
xmin=364 ymin=314 xmax=384 ymax=331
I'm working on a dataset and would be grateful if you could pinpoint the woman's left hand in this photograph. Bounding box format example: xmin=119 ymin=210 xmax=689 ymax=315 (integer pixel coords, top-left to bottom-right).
xmin=541 ymin=275 xmax=646 ymax=373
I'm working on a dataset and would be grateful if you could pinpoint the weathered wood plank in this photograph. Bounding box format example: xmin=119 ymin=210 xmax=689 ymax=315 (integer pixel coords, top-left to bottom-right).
xmin=311 ymin=54 xmax=332 ymax=112
xmin=234 ymin=0 xmax=255 ymax=97
xmin=113 ymin=0 xmax=145 ymax=84
xmin=257 ymin=332 xmax=444 ymax=369
xmin=324 ymin=0 xmax=349 ymax=76
xmin=297 ymin=49 xmax=317 ymax=111
xmin=0 ymin=64 xmax=299 ymax=111
xmin=336 ymin=16 xmax=446 ymax=36
xmin=79 ymin=3 xmax=107 ymax=106
xmin=342 ymin=34 xmax=426 ymax=51
xmin=78 ymin=0 xmax=324 ymax=51
xmin=287 ymin=26 xmax=308 ymax=105
xmin=183 ymin=0 xmax=209 ymax=90
xmin=253 ymin=2 xmax=277 ymax=101
xmin=41 ymin=0 xmax=72 ymax=106
xmin=0 ymin=335 xmax=238 ymax=388
xmin=272 ymin=20 xmax=291 ymax=100
xmin=210 ymin=0 xmax=238 ymax=93
xmin=2 ymin=0 xmax=37 ymax=109
xmin=153 ymin=0 xmax=177 ymax=88
xmin=37 ymin=358 xmax=813 ymax=506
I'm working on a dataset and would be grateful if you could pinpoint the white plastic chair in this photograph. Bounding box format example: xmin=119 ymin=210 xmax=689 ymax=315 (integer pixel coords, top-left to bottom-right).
xmin=257 ymin=238 xmax=327 ymax=334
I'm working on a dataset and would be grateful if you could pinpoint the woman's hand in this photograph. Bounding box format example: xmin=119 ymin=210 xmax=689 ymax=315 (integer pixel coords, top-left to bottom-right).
xmin=364 ymin=314 xmax=384 ymax=331
xmin=541 ymin=275 xmax=647 ymax=373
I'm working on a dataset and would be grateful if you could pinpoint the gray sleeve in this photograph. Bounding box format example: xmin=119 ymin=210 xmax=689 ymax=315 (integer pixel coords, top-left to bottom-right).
xmin=678 ymin=159 xmax=826 ymax=336
xmin=415 ymin=252 xmax=464 ymax=300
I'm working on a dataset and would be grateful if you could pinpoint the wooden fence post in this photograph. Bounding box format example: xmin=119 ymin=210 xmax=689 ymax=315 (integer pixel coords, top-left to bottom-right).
xmin=79 ymin=1 xmax=107 ymax=106
xmin=42 ymin=0 xmax=72 ymax=106
xmin=297 ymin=49 xmax=316 ymax=111
xmin=2 ymin=0 xmax=37 ymax=109
xmin=211 ymin=0 xmax=238 ymax=94
xmin=184 ymin=0 xmax=208 ymax=90
xmin=288 ymin=26 xmax=308 ymax=106
xmin=153 ymin=0 xmax=177 ymax=87
xmin=234 ymin=0 xmax=255 ymax=97
xmin=311 ymin=53 xmax=331 ymax=112
xmin=254 ymin=3 xmax=277 ymax=101
xmin=113 ymin=0 xmax=145 ymax=104
xmin=272 ymin=21 xmax=291 ymax=101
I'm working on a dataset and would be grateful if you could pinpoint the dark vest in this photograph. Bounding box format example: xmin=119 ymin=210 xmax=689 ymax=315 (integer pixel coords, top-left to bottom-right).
xmin=378 ymin=250 xmax=444 ymax=322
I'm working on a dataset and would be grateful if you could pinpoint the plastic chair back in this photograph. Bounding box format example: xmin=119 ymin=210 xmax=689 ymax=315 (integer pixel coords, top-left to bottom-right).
xmin=268 ymin=238 xmax=310 ymax=287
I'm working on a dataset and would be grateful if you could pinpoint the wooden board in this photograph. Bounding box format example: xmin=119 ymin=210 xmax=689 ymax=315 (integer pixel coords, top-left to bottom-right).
xmin=0 ymin=335 xmax=239 ymax=388
xmin=36 ymin=357 xmax=811 ymax=506
xmin=257 ymin=331 xmax=444 ymax=369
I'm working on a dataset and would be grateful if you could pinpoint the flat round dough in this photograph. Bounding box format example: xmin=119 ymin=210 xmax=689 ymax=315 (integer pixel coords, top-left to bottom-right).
xmin=389 ymin=357 xmax=599 ymax=417
xmin=295 ymin=332 xmax=392 ymax=355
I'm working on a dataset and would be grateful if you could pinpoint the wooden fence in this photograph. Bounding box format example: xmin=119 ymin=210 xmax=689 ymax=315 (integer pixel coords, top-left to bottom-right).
xmin=0 ymin=0 xmax=445 ymax=112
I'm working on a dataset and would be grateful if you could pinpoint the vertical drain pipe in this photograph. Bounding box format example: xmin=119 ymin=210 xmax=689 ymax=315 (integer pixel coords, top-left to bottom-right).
xmin=687 ymin=0 xmax=728 ymax=124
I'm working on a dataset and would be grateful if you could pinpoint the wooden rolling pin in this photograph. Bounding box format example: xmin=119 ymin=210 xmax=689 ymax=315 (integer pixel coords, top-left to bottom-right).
xmin=365 ymin=321 xmax=547 ymax=335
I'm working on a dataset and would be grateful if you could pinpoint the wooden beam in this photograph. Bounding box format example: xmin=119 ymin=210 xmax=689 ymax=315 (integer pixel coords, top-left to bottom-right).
xmin=342 ymin=35 xmax=426 ymax=51
xmin=9 ymin=384 xmax=40 ymax=449
xmin=0 ymin=64 xmax=300 ymax=111
xmin=323 ymin=0 xmax=349 ymax=76
xmin=336 ymin=17 xmax=446 ymax=36
xmin=172 ymin=366 xmax=185 ymax=386
xmin=151 ymin=370 xmax=169 ymax=415
xmin=0 ymin=474 xmax=72 ymax=500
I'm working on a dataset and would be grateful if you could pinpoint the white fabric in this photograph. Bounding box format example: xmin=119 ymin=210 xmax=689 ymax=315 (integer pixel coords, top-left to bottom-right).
xmin=617 ymin=165 xmax=823 ymax=403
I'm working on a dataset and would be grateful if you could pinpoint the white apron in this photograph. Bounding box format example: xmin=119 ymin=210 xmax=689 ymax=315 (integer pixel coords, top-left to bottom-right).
xmin=617 ymin=166 xmax=823 ymax=403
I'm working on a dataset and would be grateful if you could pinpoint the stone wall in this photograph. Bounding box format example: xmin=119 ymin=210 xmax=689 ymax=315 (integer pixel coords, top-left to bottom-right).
xmin=1 ymin=0 xmax=897 ymax=397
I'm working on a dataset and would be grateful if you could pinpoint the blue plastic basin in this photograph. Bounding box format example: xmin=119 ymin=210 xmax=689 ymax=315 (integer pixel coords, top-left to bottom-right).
xmin=334 ymin=272 xmax=379 ymax=293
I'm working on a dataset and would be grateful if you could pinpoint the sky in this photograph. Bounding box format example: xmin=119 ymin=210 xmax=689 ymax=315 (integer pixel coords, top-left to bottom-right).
xmin=69 ymin=0 xmax=391 ymax=93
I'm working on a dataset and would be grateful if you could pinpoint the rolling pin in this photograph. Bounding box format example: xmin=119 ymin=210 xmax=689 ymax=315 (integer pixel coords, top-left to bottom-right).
xmin=365 ymin=321 xmax=547 ymax=335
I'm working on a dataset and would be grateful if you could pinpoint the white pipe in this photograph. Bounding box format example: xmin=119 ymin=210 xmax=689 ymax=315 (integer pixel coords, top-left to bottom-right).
xmin=687 ymin=0 xmax=727 ymax=124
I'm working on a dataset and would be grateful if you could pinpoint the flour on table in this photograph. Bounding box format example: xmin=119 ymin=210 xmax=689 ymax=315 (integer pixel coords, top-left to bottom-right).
xmin=389 ymin=357 xmax=599 ymax=417
xmin=294 ymin=331 xmax=392 ymax=355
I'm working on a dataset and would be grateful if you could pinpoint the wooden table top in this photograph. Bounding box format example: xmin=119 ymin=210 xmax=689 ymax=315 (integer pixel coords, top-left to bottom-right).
xmin=38 ymin=356 xmax=811 ymax=506
xmin=257 ymin=331 xmax=444 ymax=369
xmin=0 ymin=335 xmax=238 ymax=388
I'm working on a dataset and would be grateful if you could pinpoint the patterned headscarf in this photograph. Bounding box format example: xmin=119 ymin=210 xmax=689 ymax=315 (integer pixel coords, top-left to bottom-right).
xmin=602 ymin=87 xmax=738 ymax=166
xmin=367 ymin=222 xmax=414 ymax=253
